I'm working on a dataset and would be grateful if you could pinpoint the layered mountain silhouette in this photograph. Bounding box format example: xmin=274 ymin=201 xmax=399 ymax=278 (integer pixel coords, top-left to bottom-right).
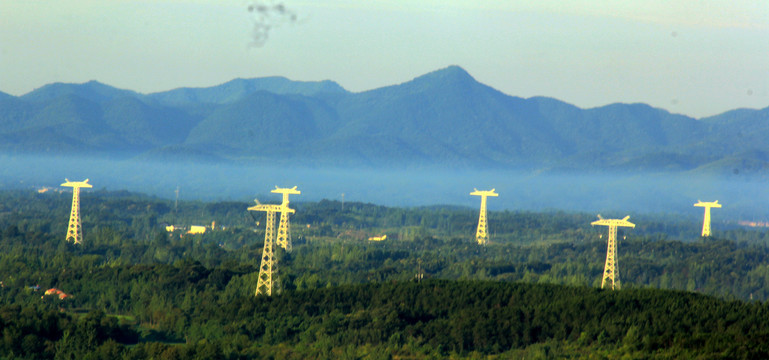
xmin=2 ymin=66 xmax=768 ymax=173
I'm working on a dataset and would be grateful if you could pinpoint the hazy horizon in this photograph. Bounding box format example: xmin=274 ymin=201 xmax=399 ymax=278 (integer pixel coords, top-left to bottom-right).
xmin=2 ymin=154 xmax=767 ymax=223
xmin=2 ymin=1 xmax=767 ymax=119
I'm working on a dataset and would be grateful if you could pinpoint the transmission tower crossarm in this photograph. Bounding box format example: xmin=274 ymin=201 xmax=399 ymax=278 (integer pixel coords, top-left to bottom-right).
xmin=61 ymin=179 xmax=93 ymax=188
xmin=591 ymin=216 xmax=635 ymax=228
xmin=470 ymin=188 xmax=499 ymax=197
xmin=694 ymin=200 xmax=722 ymax=208
xmin=248 ymin=203 xmax=295 ymax=214
xmin=272 ymin=186 xmax=301 ymax=205
xmin=272 ymin=186 xmax=300 ymax=195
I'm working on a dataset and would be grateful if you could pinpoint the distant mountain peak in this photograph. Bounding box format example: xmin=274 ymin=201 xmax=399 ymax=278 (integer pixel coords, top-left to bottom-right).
xmin=388 ymin=65 xmax=479 ymax=93
xmin=417 ymin=65 xmax=475 ymax=83
xmin=440 ymin=65 xmax=471 ymax=75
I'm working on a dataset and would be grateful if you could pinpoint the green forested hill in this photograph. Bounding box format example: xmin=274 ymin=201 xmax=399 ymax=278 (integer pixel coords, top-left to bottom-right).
xmin=2 ymin=190 xmax=769 ymax=357
xmin=4 ymin=277 xmax=769 ymax=359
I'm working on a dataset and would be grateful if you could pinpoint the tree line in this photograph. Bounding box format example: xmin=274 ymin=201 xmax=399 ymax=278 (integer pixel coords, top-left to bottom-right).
xmin=1 ymin=189 xmax=769 ymax=358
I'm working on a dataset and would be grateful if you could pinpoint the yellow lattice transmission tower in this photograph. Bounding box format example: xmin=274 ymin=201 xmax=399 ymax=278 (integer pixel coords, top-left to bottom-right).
xmin=470 ymin=188 xmax=498 ymax=245
xmin=591 ymin=215 xmax=635 ymax=290
xmin=248 ymin=198 xmax=295 ymax=297
xmin=694 ymin=200 xmax=721 ymax=237
xmin=272 ymin=186 xmax=301 ymax=252
xmin=61 ymin=179 xmax=93 ymax=245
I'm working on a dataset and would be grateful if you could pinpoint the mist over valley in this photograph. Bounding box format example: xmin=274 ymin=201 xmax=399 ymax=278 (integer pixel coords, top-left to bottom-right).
xmin=2 ymin=154 xmax=767 ymax=226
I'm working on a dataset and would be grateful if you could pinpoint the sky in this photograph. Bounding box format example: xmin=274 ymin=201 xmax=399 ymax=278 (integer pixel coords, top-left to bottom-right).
xmin=1 ymin=0 xmax=767 ymax=118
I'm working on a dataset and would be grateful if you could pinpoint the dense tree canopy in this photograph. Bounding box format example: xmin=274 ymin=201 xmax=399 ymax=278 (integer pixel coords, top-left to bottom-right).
xmin=1 ymin=189 xmax=769 ymax=358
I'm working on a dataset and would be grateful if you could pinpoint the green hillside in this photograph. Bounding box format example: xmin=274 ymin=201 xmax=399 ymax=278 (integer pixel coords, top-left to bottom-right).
xmin=1 ymin=189 xmax=769 ymax=358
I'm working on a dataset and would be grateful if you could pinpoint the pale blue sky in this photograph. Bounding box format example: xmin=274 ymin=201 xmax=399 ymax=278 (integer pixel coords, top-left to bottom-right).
xmin=1 ymin=0 xmax=767 ymax=118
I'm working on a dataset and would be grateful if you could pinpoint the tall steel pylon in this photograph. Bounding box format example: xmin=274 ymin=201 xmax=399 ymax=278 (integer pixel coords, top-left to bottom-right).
xmin=272 ymin=186 xmax=300 ymax=252
xmin=470 ymin=188 xmax=498 ymax=245
xmin=591 ymin=215 xmax=635 ymax=290
xmin=694 ymin=200 xmax=721 ymax=237
xmin=248 ymin=196 xmax=296 ymax=297
xmin=61 ymin=179 xmax=93 ymax=245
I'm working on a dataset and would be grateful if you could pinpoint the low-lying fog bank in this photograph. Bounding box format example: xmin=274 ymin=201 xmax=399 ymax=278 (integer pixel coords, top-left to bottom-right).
xmin=2 ymin=155 xmax=767 ymax=221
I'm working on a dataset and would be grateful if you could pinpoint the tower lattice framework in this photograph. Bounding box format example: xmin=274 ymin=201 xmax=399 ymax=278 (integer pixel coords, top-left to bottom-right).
xmin=272 ymin=186 xmax=300 ymax=252
xmin=470 ymin=188 xmax=498 ymax=245
xmin=591 ymin=215 xmax=635 ymax=290
xmin=258 ymin=209 xmax=278 ymax=296
xmin=248 ymin=198 xmax=296 ymax=297
xmin=694 ymin=200 xmax=721 ymax=237
xmin=61 ymin=179 xmax=93 ymax=245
